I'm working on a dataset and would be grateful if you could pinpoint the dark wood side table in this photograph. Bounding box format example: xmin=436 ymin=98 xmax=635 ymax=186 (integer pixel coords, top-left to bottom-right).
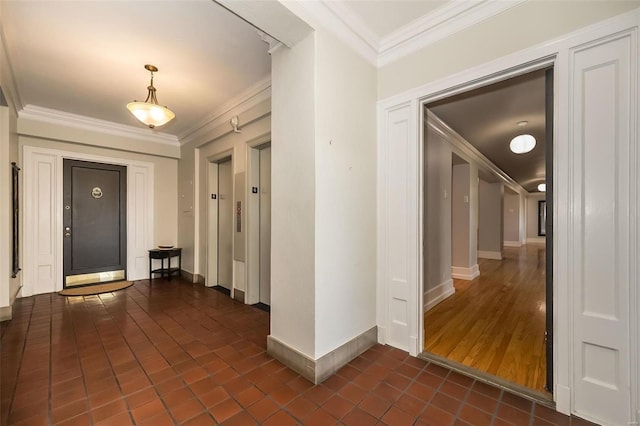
xmin=149 ymin=248 xmax=182 ymax=280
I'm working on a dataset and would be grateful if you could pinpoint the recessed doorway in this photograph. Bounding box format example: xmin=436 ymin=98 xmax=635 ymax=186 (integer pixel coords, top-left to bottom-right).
xmin=422 ymin=67 xmax=553 ymax=398
xmin=207 ymin=156 xmax=233 ymax=292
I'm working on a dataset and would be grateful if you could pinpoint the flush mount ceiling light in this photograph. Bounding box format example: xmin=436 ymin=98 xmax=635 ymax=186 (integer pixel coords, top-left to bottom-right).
xmin=509 ymin=134 xmax=536 ymax=154
xmin=126 ymin=64 xmax=175 ymax=129
xmin=538 ymin=183 xmax=546 ymax=192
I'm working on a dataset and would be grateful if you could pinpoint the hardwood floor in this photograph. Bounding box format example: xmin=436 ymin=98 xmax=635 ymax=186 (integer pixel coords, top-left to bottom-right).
xmin=424 ymin=244 xmax=548 ymax=393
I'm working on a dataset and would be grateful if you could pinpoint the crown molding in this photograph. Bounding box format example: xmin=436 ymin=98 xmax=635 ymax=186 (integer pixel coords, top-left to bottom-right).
xmin=377 ymin=0 xmax=527 ymax=67
xmin=303 ymin=0 xmax=525 ymax=68
xmin=19 ymin=105 xmax=180 ymax=146
xmin=178 ymin=75 xmax=272 ymax=146
xmin=426 ymin=108 xmax=528 ymax=195
xmin=285 ymin=0 xmax=378 ymax=66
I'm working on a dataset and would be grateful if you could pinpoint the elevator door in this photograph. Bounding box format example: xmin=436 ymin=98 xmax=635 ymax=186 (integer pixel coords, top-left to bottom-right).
xmin=218 ymin=159 xmax=233 ymax=290
xmin=259 ymin=147 xmax=271 ymax=305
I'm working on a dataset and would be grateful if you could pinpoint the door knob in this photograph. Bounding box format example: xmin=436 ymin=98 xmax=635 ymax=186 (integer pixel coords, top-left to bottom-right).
xmin=64 ymin=226 xmax=71 ymax=238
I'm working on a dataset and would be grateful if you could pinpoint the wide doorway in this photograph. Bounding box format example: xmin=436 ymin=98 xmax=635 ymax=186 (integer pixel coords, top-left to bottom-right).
xmin=422 ymin=68 xmax=553 ymax=397
xmin=63 ymin=159 xmax=127 ymax=287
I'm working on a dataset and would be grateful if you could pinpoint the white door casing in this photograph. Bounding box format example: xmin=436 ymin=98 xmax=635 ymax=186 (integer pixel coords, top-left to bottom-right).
xmin=377 ymin=102 xmax=421 ymax=354
xmin=570 ymin=30 xmax=636 ymax=425
xmin=207 ymin=161 xmax=219 ymax=287
xmin=259 ymin=146 xmax=271 ymax=305
xmin=22 ymin=146 xmax=154 ymax=296
xmin=217 ymin=159 xmax=233 ymax=290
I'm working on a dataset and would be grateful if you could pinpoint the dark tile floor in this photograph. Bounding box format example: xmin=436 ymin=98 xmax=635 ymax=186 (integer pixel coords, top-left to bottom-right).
xmin=1 ymin=279 xmax=595 ymax=425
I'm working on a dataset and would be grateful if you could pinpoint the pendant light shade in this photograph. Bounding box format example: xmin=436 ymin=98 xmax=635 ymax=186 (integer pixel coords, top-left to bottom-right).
xmin=127 ymin=65 xmax=175 ymax=129
xmin=509 ymin=134 xmax=536 ymax=154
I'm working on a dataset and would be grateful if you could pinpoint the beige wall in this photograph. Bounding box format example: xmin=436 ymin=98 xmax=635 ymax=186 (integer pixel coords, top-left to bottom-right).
xmin=1 ymin=7 xmax=23 ymax=316
xmin=18 ymin=133 xmax=178 ymax=248
xmin=378 ymin=1 xmax=640 ymax=100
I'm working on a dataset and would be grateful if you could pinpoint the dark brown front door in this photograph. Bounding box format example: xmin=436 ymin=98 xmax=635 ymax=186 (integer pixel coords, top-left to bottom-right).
xmin=63 ymin=160 xmax=126 ymax=287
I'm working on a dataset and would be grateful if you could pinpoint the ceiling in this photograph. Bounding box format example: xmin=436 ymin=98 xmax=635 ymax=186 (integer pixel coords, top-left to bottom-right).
xmin=1 ymin=0 xmax=533 ymax=149
xmin=428 ymin=69 xmax=548 ymax=193
xmin=1 ymin=0 xmax=271 ymax=139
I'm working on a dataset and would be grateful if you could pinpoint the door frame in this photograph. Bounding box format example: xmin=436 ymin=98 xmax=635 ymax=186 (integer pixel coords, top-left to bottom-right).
xmin=377 ymin=10 xmax=640 ymax=419
xmin=206 ymin=150 xmax=233 ymax=289
xmin=22 ymin=145 xmax=154 ymax=296
xmin=421 ymin=67 xmax=554 ymax=395
xmin=245 ymin=135 xmax=271 ymax=304
xmin=62 ymin=159 xmax=128 ymax=286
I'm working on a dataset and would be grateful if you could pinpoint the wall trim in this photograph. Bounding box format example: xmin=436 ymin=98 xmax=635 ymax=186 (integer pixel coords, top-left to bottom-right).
xmin=477 ymin=250 xmax=502 ymax=260
xmin=0 ymin=306 xmax=11 ymax=322
xmin=423 ymin=279 xmax=454 ymax=312
xmin=179 ymin=77 xmax=272 ymax=146
xmin=291 ymin=0 xmax=525 ymax=68
xmin=268 ymin=326 xmax=377 ymax=384
xmin=233 ymin=289 xmax=245 ymax=303
xmin=451 ymin=265 xmax=480 ymax=281
xmin=526 ymin=237 xmax=546 ymax=245
xmin=504 ymin=241 xmax=522 ymax=247
xmin=377 ymin=0 xmax=526 ymax=67
xmin=428 ymin=111 xmax=527 ymax=195
xmin=19 ymin=105 xmax=179 ymax=147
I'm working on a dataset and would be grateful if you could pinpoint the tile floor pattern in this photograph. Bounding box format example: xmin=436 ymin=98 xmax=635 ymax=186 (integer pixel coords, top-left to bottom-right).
xmin=1 ymin=279 xmax=597 ymax=426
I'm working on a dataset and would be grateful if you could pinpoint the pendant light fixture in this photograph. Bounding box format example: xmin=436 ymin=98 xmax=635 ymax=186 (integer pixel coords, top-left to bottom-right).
xmin=127 ymin=64 xmax=175 ymax=129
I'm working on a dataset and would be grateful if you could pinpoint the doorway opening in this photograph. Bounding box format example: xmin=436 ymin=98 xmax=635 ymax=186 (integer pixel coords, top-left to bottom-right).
xmin=207 ymin=156 xmax=233 ymax=293
xmin=422 ymin=67 xmax=553 ymax=398
xmin=63 ymin=159 xmax=127 ymax=287
xmin=247 ymin=142 xmax=271 ymax=309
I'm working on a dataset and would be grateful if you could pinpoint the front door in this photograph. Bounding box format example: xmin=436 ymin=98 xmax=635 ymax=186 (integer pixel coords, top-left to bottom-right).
xmin=63 ymin=160 xmax=126 ymax=287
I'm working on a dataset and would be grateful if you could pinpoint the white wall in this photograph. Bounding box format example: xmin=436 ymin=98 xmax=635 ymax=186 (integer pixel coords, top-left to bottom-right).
xmin=177 ymin=146 xmax=196 ymax=275
xmin=526 ymin=193 xmax=545 ymax=242
xmin=271 ymin=32 xmax=317 ymax=357
xmin=314 ymin=29 xmax=377 ymax=358
xmin=478 ymin=180 xmax=503 ymax=257
xmin=451 ymin=163 xmax=470 ymax=270
xmin=503 ymin=191 xmax=521 ymax=244
xmin=377 ymin=1 xmax=640 ymax=99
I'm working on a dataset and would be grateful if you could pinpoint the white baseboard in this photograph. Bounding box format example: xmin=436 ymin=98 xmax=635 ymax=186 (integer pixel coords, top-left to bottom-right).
xmin=478 ymin=250 xmax=502 ymax=260
xmin=423 ymin=279 xmax=455 ymax=312
xmin=451 ymin=264 xmax=480 ymax=280
xmin=526 ymin=237 xmax=546 ymax=245
xmin=503 ymin=241 xmax=522 ymax=247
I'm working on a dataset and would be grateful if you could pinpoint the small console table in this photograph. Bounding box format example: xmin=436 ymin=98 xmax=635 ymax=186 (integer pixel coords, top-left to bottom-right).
xmin=149 ymin=247 xmax=182 ymax=280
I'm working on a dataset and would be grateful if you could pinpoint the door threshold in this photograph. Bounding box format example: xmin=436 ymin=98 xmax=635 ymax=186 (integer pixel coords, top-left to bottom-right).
xmin=418 ymin=351 xmax=554 ymax=408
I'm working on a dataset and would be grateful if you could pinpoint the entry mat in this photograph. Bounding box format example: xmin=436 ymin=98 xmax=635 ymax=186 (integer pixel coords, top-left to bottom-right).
xmin=58 ymin=280 xmax=133 ymax=296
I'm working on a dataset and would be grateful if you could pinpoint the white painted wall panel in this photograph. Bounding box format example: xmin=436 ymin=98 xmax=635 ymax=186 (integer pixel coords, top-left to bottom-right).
xmin=24 ymin=151 xmax=58 ymax=295
xmin=381 ymin=103 xmax=419 ymax=353
xmin=571 ymin=32 xmax=635 ymax=426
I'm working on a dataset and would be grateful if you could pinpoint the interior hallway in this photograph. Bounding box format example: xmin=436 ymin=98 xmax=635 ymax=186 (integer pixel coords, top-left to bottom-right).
xmin=1 ymin=278 xmax=591 ymax=426
xmin=425 ymin=245 xmax=547 ymax=393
